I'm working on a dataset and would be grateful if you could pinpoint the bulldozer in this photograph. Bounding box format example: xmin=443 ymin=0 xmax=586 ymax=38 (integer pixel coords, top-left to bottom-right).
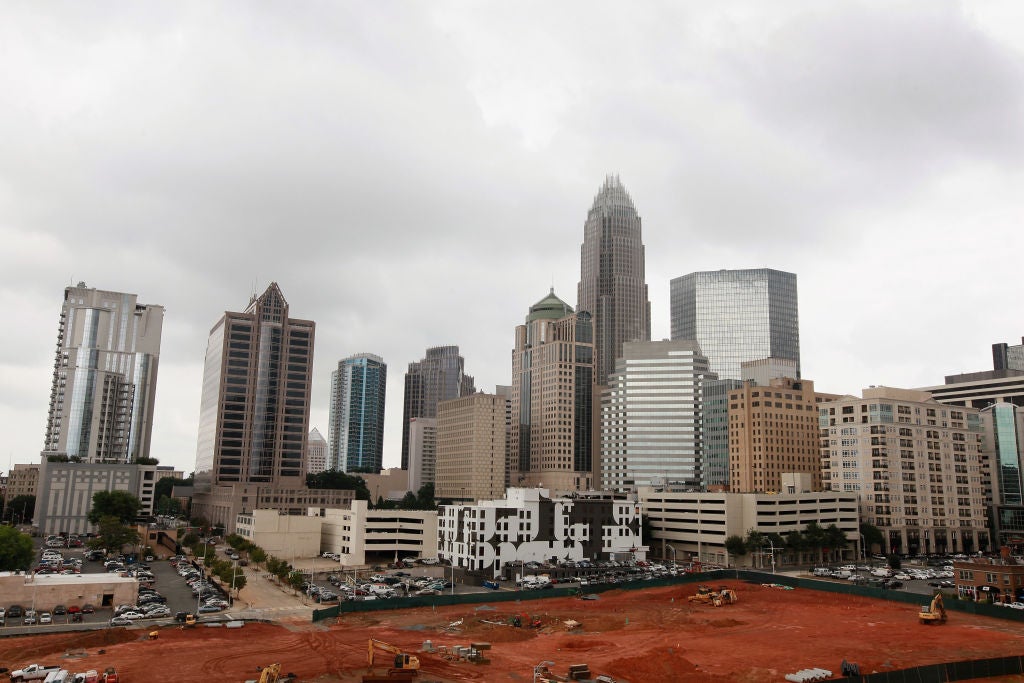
xmin=689 ymin=585 xmax=715 ymax=603
xmin=368 ymin=638 xmax=421 ymax=674
xmin=711 ymin=588 xmax=738 ymax=607
xmin=919 ymin=592 xmax=947 ymax=625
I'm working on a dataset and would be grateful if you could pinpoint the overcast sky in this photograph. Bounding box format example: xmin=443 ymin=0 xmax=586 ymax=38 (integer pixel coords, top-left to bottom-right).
xmin=2 ymin=1 xmax=1023 ymax=477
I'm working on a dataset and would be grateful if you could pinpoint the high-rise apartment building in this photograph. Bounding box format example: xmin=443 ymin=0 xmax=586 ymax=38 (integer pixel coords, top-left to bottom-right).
xmin=511 ymin=290 xmax=595 ymax=491
xmin=306 ymin=427 xmax=328 ymax=475
xmin=577 ymin=175 xmax=651 ymax=384
xmin=328 ymin=353 xmax=387 ymax=473
xmin=601 ymin=340 xmax=714 ymax=492
xmin=401 ymin=346 xmax=475 ymax=470
xmin=728 ymin=377 xmax=822 ymax=493
xmin=670 ymin=269 xmax=800 ymax=381
xmin=191 ymin=283 xmax=351 ymax=530
xmin=820 ymin=387 xmax=989 ymax=555
xmin=43 ymin=283 xmax=164 ymax=463
xmin=436 ymin=393 xmax=508 ymax=503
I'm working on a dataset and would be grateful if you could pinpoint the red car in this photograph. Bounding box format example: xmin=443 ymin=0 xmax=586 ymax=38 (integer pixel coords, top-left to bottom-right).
xmin=67 ymin=605 xmax=82 ymax=614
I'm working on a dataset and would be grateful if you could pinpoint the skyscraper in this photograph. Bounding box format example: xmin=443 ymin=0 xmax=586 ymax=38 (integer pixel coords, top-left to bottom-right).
xmin=43 ymin=283 xmax=164 ymax=463
xmin=191 ymin=283 xmax=351 ymax=531
xmin=601 ymin=340 xmax=714 ymax=492
xmin=328 ymin=353 xmax=387 ymax=473
xmin=577 ymin=175 xmax=651 ymax=384
xmin=511 ymin=289 xmax=595 ymax=491
xmin=306 ymin=428 xmax=328 ymax=475
xmin=670 ymin=268 xmax=800 ymax=381
xmin=400 ymin=345 xmax=475 ymax=469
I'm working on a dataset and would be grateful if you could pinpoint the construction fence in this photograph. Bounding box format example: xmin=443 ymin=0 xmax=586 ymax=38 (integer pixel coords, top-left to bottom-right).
xmin=832 ymin=655 xmax=1024 ymax=682
xmin=312 ymin=568 xmax=1024 ymax=624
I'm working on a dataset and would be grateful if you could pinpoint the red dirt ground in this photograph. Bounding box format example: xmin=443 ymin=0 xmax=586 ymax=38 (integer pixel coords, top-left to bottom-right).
xmin=3 ymin=581 xmax=1024 ymax=682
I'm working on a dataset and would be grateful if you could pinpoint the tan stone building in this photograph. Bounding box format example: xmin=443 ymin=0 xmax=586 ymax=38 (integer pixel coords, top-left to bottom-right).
xmin=6 ymin=463 xmax=39 ymax=500
xmin=510 ymin=290 xmax=595 ymax=492
xmin=318 ymin=501 xmax=438 ymax=566
xmin=0 ymin=573 xmax=138 ymax=613
xmin=820 ymin=387 xmax=989 ymax=555
xmin=436 ymin=393 xmax=507 ymax=503
xmin=728 ymin=377 xmax=823 ymax=493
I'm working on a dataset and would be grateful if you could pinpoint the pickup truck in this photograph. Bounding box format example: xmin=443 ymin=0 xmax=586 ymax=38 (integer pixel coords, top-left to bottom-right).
xmin=11 ymin=664 xmax=61 ymax=681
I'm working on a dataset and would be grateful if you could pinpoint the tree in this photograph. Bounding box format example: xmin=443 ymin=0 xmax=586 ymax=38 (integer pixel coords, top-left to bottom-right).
xmin=155 ymin=495 xmax=182 ymax=517
xmin=802 ymin=522 xmax=827 ymax=564
xmin=306 ymin=469 xmax=371 ymax=501
xmin=88 ymin=490 xmax=141 ymax=525
xmin=823 ymin=525 xmax=849 ymax=563
xmin=725 ymin=535 xmax=747 ymax=558
xmin=860 ymin=522 xmax=884 ymax=556
xmin=0 ymin=526 xmax=34 ymax=571
xmin=288 ymin=570 xmax=305 ymax=591
xmin=250 ymin=547 xmax=267 ymax=566
xmin=415 ymin=483 xmax=436 ymax=510
xmin=88 ymin=515 xmax=142 ymax=555
xmin=3 ymin=495 xmax=35 ymax=524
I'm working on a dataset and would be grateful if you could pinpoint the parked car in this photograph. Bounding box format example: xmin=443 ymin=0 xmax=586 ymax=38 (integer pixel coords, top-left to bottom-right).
xmin=8 ymin=605 xmax=24 ymax=618
xmin=81 ymin=604 xmax=95 ymax=614
xmin=40 ymin=612 xmax=53 ymax=624
xmin=53 ymin=605 xmax=67 ymax=615
xmin=109 ymin=617 xmax=132 ymax=627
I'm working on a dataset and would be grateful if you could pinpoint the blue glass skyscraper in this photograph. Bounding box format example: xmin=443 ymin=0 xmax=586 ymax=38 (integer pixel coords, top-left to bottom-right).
xmin=329 ymin=353 xmax=387 ymax=473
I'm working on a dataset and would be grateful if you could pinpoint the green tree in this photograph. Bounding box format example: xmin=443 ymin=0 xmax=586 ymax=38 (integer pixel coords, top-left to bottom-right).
xmin=155 ymin=495 xmax=182 ymax=517
xmin=305 ymin=469 xmax=371 ymax=501
xmin=3 ymin=495 xmax=36 ymax=524
xmin=398 ymin=492 xmax=418 ymax=510
xmin=250 ymin=547 xmax=267 ymax=566
xmin=860 ymin=522 xmax=884 ymax=556
xmin=887 ymin=553 xmax=902 ymax=570
xmin=288 ymin=570 xmax=305 ymax=591
xmin=823 ymin=525 xmax=849 ymax=563
xmin=415 ymin=483 xmax=436 ymax=510
xmin=88 ymin=515 xmax=142 ymax=555
xmin=88 ymin=490 xmax=141 ymax=525
xmin=0 ymin=526 xmax=34 ymax=571
xmin=725 ymin=535 xmax=747 ymax=558
xmin=802 ymin=522 xmax=827 ymax=564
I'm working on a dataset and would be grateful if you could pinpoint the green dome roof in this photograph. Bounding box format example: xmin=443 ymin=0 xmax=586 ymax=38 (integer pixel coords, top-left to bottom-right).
xmin=526 ymin=288 xmax=574 ymax=323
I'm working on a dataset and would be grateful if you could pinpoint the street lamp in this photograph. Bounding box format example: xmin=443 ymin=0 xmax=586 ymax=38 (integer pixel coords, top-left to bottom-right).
xmin=666 ymin=544 xmax=676 ymax=568
xmin=763 ymin=540 xmax=777 ymax=574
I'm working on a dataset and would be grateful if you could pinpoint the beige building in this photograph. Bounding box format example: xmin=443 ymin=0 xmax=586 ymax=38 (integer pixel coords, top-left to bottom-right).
xmin=510 ymin=290 xmax=595 ymax=492
xmin=360 ymin=468 xmax=411 ymax=503
xmin=729 ymin=377 xmax=823 ymax=493
xmin=820 ymin=387 xmax=989 ymax=555
xmin=640 ymin=485 xmax=860 ymax=568
xmin=306 ymin=428 xmax=328 ymax=475
xmin=317 ymin=501 xmax=438 ymax=566
xmin=0 ymin=573 xmax=138 ymax=612
xmin=7 ymin=463 xmax=39 ymax=500
xmin=437 ymin=393 xmax=507 ymax=503
xmin=407 ymin=417 xmax=437 ymax=493
xmin=234 ymin=509 xmax=322 ymax=559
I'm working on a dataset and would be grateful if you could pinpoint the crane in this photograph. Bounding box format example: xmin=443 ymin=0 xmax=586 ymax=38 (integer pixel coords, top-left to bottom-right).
xmin=368 ymin=639 xmax=421 ymax=672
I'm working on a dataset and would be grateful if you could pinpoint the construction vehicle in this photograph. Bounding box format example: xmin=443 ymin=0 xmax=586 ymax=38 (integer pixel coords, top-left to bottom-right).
xmin=919 ymin=592 xmax=947 ymax=625
xmin=368 ymin=639 xmax=420 ymax=673
xmin=712 ymin=588 xmax=738 ymax=607
xmin=689 ymin=585 xmax=715 ymax=603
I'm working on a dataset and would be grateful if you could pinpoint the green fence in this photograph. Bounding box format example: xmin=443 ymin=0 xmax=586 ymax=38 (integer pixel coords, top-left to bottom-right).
xmin=312 ymin=569 xmax=1024 ymax=624
xmin=834 ymin=655 xmax=1024 ymax=682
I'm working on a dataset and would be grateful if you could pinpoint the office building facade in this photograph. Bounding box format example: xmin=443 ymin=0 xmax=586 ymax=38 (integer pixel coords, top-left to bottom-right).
xmin=191 ymin=283 xmax=350 ymax=531
xmin=306 ymin=428 xmax=328 ymax=475
xmin=43 ymin=283 xmax=164 ymax=463
xmin=670 ymin=269 xmax=800 ymax=381
xmin=511 ymin=290 xmax=594 ymax=491
xmin=601 ymin=340 xmax=714 ymax=492
xmin=728 ymin=377 xmax=822 ymax=493
xmin=407 ymin=417 xmax=437 ymax=493
xmin=400 ymin=346 xmax=475 ymax=470
xmin=436 ymin=393 xmax=508 ymax=503
xmin=328 ymin=353 xmax=387 ymax=473
xmin=577 ymin=175 xmax=651 ymax=384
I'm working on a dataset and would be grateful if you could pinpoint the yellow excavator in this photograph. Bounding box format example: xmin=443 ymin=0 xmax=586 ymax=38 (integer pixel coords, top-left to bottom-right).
xmin=368 ymin=638 xmax=421 ymax=673
xmin=919 ymin=592 xmax=947 ymax=625
xmin=257 ymin=664 xmax=281 ymax=683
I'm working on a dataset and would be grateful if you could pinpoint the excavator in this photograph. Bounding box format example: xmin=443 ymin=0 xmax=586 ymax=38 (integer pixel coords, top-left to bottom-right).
xmin=368 ymin=638 xmax=420 ymax=674
xmin=919 ymin=592 xmax=947 ymax=625
xmin=256 ymin=664 xmax=281 ymax=683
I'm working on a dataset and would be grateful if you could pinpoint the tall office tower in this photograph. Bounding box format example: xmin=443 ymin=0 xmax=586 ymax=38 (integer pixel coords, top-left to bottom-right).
xmin=577 ymin=175 xmax=651 ymax=384
xmin=306 ymin=428 xmax=328 ymax=475
xmin=601 ymin=340 xmax=714 ymax=492
xmin=728 ymin=377 xmax=822 ymax=493
xmin=980 ymin=403 xmax=1024 ymax=549
xmin=407 ymin=417 xmax=437 ymax=493
xmin=400 ymin=345 xmax=475 ymax=469
xmin=511 ymin=290 xmax=595 ymax=491
xmin=42 ymin=283 xmax=164 ymax=463
xmin=820 ymin=387 xmax=988 ymax=555
xmin=994 ymin=338 xmax=1024 ymax=372
xmin=702 ymin=378 xmax=743 ymax=490
xmin=436 ymin=393 xmax=508 ymax=503
xmin=495 ymin=385 xmax=513 ymax=489
xmin=194 ymin=282 xmax=313 ymax=491
xmin=328 ymin=353 xmax=387 ymax=473
xmin=670 ymin=269 xmax=800 ymax=381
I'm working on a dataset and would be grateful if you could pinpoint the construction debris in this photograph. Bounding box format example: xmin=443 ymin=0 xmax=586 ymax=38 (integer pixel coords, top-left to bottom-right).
xmin=784 ymin=668 xmax=832 ymax=682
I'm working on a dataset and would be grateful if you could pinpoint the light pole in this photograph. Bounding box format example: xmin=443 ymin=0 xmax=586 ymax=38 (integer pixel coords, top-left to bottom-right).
xmin=666 ymin=544 xmax=676 ymax=568
xmin=763 ymin=540 xmax=776 ymax=574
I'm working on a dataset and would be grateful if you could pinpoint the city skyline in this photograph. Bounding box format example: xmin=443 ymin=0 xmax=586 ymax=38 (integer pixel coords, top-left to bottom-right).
xmin=2 ymin=3 xmax=1023 ymax=475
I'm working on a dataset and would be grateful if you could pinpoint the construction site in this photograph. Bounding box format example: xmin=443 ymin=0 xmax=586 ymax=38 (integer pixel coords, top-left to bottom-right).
xmin=3 ymin=580 xmax=1024 ymax=682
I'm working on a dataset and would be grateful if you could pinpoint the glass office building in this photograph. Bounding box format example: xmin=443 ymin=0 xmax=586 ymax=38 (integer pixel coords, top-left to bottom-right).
xmin=670 ymin=268 xmax=800 ymax=381
xmin=329 ymin=353 xmax=387 ymax=473
xmin=401 ymin=345 xmax=475 ymax=470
